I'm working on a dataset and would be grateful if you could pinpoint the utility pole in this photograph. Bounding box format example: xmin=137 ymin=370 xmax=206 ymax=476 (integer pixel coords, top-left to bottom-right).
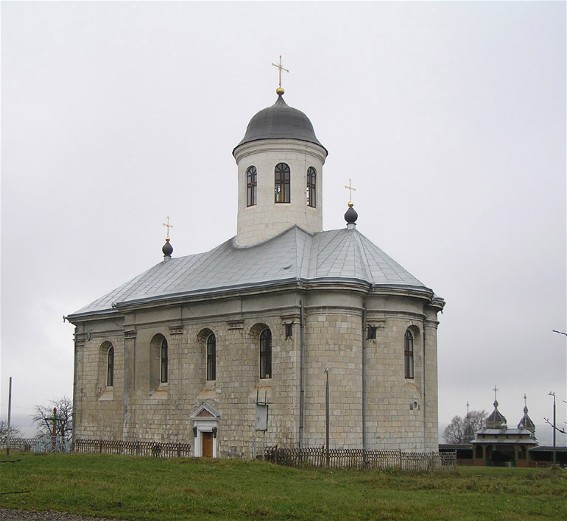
xmin=549 ymin=392 xmax=556 ymax=465
xmin=325 ymin=367 xmax=330 ymax=466
xmin=6 ymin=377 xmax=12 ymax=456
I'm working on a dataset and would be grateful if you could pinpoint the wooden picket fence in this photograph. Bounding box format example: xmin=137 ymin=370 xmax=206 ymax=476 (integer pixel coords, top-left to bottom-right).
xmin=73 ymin=439 xmax=192 ymax=458
xmin=264 ymin=446 xmax=456 ymax=471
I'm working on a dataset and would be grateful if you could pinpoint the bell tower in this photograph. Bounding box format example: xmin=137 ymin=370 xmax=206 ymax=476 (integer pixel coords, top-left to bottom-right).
xmin=232 ymin=80 xmax=327 ymax=247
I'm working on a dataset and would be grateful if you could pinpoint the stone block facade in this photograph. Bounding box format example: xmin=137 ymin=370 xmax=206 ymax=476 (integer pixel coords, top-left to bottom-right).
xmin=72 ymin=285 xmax=440 ymax=457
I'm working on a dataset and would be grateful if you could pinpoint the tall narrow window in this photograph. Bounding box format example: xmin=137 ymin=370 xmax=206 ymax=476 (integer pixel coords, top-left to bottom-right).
xmin=160 ymin=338 xmax=168 ymax=383
xmin=274 ymin=163 xmax=290 ymax=203
xmin=206 ymin=334 xmax=216 ymax=381
xmin=246 ymin=166 xmax=257 ymax=207
xmin=260 ymin=329 xmax=272 ymax=379
xmin=307 ymin=167 xmax=316 ymax=208
xmin=404 ymin=330 xmax=414 ymax=379
xmin=106 ymin=346 xmax=114 ymax=387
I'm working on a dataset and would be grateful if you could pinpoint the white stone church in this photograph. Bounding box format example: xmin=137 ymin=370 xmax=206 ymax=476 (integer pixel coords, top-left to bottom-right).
xmin=67 ymin=83 xmax=445 ymax=458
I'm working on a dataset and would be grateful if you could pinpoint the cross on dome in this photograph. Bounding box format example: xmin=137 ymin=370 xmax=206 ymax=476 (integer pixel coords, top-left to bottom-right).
xmin=523 ymin=393 xmax=529 ymax=413
xmin=272 ymin=55 xmax=289 ymax=95
xmin=163 ymin=216 xmax=173 ymax=240
xmin=162 ymin=216 xmax=174 ymax=260
xmin=344 ymin=178 xmax=359 ymax=227
xmin=344 ymin=178 xmax=357 ymax=204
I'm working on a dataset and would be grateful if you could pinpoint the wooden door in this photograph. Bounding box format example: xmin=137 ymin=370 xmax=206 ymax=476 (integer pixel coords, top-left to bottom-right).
xmin=202 ymin=432 xmax=213 ymax=458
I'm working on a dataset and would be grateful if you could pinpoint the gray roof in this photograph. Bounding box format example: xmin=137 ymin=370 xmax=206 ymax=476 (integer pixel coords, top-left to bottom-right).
xmin=233 ymin=95 xmax=327 ymax=154
xmin=472 ymin=428 xmax=538 ymax=445
xmin=471 ymin=437 xmax=538 ymax=445
xmin=530 ymin=446 xmax=567 ymax=452
xmin=69 ymin=226 xmax=442 ymax=319
xmin=476 ymin=429 xmax=534 ymax=436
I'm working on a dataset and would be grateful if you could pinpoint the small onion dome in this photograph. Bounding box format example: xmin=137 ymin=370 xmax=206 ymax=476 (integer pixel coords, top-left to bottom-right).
xmin=518 ymin=405 xmax=536 ymax=433
xmin=162 ymin=238 xmax=173 ymax=259
xmin=345 ymin=201 xmax=358 ymax=226
xmin=486 ymin=400 xmax=507 ymax=429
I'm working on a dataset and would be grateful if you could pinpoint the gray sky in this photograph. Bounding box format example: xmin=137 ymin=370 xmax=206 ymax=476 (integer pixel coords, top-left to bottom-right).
xmin=2 ymin=1 xmax=566 ymax=442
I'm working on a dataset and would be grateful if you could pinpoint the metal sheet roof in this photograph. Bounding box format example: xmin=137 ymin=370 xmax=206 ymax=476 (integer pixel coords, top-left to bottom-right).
xmin=471 ymin=438 xmax=538 ymax=445
xmin=233 ymin=95 xmax=327 ymax=153
xmin=69 ymin=226 xmax=440 ymax=318
xmin=476 ymin=429 xmax=534 ymax=436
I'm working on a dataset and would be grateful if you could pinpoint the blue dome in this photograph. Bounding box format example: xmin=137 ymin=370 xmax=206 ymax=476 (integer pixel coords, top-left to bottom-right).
xmin=233 ymin=95 xmax=327 ymax=155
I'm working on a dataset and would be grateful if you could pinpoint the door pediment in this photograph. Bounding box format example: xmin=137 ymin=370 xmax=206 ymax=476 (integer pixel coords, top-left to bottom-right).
xmin=190 ymin=401 xmax=221 ymax=420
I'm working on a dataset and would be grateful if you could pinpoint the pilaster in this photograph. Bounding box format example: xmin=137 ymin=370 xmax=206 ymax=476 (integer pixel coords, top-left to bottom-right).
xmin=122 ymin=329 xmax=137 ymax=440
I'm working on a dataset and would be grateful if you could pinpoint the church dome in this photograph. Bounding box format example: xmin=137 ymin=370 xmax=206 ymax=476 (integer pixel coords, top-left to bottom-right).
xmin=485 ymin=400 xmax=507 ymax=429
xmin=234 ymin=95 xmax=327 ymax=155
xmin=517 ymin=405 xmax=535 ymax=433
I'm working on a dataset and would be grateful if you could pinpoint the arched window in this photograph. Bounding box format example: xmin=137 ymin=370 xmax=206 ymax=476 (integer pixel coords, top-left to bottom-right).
xmin=274 ymin=163 xmax=290 ymax=203
xmin=307 ymin=167 xmax=316 ymax=208
xmin=404 ymin=330 xmax=414 ymax=379
xmin=206 ymin=334 xmax=216 ymax=381
xmin=259 ymin=329 xmax=272 ymax=379
xmin=246 ymin=166 xmax=257 ymax=207
xmin=106 ymin=346 xmax=114 ymax=387
xmin=160 ymin=338 xmax=168 ymax=384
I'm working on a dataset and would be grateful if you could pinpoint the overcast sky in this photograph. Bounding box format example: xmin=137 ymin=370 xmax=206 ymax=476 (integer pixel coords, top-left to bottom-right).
xmin=2 ymin=1 xmax=566 ymax=443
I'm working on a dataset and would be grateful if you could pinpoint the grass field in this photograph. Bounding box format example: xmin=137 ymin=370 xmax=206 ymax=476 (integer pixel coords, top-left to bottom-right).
xmin=0 ymin=453 xmax=566 ymax=520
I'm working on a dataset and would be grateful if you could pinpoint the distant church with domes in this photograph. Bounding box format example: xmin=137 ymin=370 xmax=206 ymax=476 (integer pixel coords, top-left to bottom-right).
xmin=67 ymin=70 xmax=445 ymax=457
xmin=471 ymin=393 xmax=538 ymax=466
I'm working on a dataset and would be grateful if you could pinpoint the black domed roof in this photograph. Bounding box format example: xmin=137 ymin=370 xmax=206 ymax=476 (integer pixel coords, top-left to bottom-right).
xmin=233 ymin=95 xmax=327 ymax=155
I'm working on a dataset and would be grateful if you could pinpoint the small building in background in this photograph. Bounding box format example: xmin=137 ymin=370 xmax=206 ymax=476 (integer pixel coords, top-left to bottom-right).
xmin=471 ymin=397 xmax=537 ymax=467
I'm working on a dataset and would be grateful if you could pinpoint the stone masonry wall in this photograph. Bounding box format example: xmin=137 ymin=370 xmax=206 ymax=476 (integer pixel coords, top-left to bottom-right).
xmin=72 ymin=288 xmax=440 ymax=455
xmin=302 ymin=307 xmax=363 ymax=449
xmin=73 ymin=319 xmax=124 ymax=441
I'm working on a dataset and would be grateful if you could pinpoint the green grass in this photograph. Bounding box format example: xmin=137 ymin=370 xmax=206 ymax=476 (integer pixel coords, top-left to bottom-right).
xmin=0 ymin=454 xmax=566 ymax=520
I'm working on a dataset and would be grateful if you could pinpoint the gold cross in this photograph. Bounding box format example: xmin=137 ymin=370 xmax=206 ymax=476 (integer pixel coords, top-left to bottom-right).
xmin=162 ymin=216 xmax=173 ymax=240
xmin=272 ymin=55 xmax=289 ymax=88
xmin=344 ymin=178 xmax=357 ymax=202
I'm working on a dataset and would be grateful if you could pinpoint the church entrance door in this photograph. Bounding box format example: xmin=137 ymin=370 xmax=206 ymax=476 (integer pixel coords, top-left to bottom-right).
xmin=202 ymin=432 xmax=213 ymax=458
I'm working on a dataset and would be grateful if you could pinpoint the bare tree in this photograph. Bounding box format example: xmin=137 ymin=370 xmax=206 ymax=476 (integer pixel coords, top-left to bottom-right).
xmin=544 ymin=417 xmax=567 ymax=435
xmin=32 ymin=396 xmax=73 ymax=444
xmin=443 ymin=410 xmax=487 ymax=444
xmin=0 ymin=420 xmax=21 ymax=440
